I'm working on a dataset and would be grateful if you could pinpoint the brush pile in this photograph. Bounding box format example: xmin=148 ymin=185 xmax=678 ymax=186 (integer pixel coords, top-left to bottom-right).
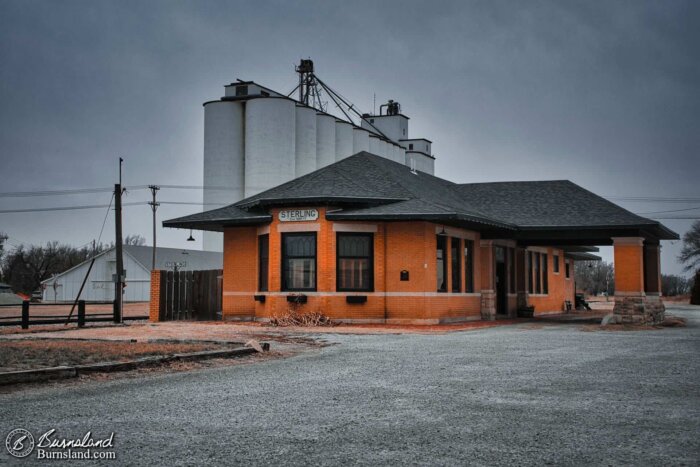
xmin=269 ymin=306 xmax=334 ymax=327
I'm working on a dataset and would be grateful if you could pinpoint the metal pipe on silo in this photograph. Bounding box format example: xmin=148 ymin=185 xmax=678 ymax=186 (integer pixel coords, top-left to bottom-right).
xmin=295 ymin=105 xmax=317 ymax=177
xmin=352 ymin=127 xmax=370 ymax=154
xmin=334 ymin=120 xmax=354 ymax=161
xmin=244 ymin=98 xmax=296 ymax=198
xmin=202 ymin=100 xmax=245 ymax=251
xmin=316 ymin=113 xmax=336 ymax=169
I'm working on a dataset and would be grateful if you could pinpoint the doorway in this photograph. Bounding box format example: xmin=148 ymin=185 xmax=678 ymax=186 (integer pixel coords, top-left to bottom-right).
xmin=495 ymin=246 xmax=507 ymax=315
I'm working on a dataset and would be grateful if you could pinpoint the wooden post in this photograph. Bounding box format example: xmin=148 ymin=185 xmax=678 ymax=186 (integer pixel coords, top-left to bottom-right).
xmin=78 ymin=300 xmax=86 ymax=328
xmin=114 ymin=182 xmax=123 ymax=323
xmin=21 ymin=300 xmax=29 ymax=329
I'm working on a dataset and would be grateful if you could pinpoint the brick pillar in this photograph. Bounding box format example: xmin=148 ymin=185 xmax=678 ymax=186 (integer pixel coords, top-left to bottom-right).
xmin=612 ymin=237 xmax=664 ymax=324
xmin=480 ymin=240 xmax=496 ymax=320
xmin=515 ymin=247 xmax=528 ymax=310
xmin=149 ymin=269 xmax=162 ymax=322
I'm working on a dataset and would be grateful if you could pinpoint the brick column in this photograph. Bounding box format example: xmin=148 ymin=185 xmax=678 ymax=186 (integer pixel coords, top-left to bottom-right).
xmin=515 ymin=247 xmax=528 ymax=310
xmin=149 ymin=269 xmax=162 ymax=322
xmin=480 ymin=240 xmax=496 ymax=320
xmin=612 ymin=237 xmax=664 ymax=324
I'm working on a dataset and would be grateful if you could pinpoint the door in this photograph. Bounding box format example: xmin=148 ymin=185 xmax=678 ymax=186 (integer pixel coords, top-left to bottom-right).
xmin=495 ymin=247 xmax=507 ymax=315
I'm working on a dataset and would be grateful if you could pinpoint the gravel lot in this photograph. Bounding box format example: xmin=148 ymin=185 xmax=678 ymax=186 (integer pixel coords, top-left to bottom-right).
xmin=1 ymin=305 xmax=698 ymax=466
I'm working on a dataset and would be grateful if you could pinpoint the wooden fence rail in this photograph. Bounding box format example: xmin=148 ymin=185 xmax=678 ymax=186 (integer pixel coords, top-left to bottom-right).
xmin=0 ymin=301 xmax=148 ymax=328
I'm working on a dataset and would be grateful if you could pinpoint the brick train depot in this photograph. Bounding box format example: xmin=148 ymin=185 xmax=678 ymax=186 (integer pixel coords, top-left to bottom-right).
xmin=160 ymin=152 xmax=676 ymax=325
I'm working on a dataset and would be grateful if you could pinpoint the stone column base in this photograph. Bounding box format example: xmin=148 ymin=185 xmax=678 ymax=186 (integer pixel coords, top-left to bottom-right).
xmin=612 ymin=294 xmax=665 ymax=325
xmin=481 ymin=290 xmax=496 ymax=321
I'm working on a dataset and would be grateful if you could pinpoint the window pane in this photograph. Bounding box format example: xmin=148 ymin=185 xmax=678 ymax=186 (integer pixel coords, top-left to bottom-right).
xmin=337 ymin=234 xmax=373 ymax=291
xmin=258 ymin=234 xmax=269 ymax=292
xmin=509 ymin=248 xmax=516 ymax=294
xmin=284 ymin=235 xmax=315 ymax=257
xmin=451 ymin=238 xmax=461 ymax=293
xmin=282 ymin=233 xmax=316 ymax=291
xmin=535 ymin=252 xmax=541 ymax=294
xmin=437 ymin=235 xmax=447 ymax=292
xmin=285 ymin=258 xmax=316 ymax=290
xmin=464 ymin=240 xmax=474 ymax=293
xmin=543 ymin=253 xmax=548 ymax=294
xmin=553 ymin=255 xmax=560 ymax=273
xmin=338 ymin=258 xmax=370 ymax=290
xmin=527 ymin=251 xmax=533 ymax=294
xmin=338 ymin=235 xmax=370 ymax=257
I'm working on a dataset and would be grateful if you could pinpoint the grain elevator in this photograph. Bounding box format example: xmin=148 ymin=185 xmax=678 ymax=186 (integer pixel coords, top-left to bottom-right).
xmin=202 ymin=59 xmax=435 ymax=251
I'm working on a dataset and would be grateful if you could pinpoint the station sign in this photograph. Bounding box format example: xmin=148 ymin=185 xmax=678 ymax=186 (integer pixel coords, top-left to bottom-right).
xmin=278 ymin=208 xmax=319 ymax=222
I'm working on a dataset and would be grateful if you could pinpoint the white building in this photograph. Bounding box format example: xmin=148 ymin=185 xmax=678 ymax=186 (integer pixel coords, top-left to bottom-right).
xmin=41 ymin=245 xmax=222 ymax=303
xmin=201 ymin=63 xmax=436 ymax=251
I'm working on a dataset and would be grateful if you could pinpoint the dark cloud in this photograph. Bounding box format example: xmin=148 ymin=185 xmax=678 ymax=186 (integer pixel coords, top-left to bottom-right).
xmin=1 ymin=0 xmax=698 ymax=274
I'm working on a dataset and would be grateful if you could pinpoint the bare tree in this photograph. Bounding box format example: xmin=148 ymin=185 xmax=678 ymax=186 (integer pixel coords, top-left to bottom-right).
xmin=678 ymin=220 xmax=700 ymax=272
xmin=575 ymin=260 xmax=614 ymax=297
xmin=124 ymin=234 xmax=147 ymax=246
xmin=661 ymin=274 xmax=692 ymax=296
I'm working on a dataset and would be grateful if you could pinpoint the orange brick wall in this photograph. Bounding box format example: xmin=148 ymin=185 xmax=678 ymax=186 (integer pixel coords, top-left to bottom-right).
xmin=528 ymin=250 xmax=575 ymax=315
xmin=613 ymin=239 xmax=645 ymax=294
xmin=222 ymin=226 xmax=258 ymax=319
xmin=221 ymin=208 xmax=483 ymax=323
xmin=219 ymin=207 xmax=577 ymax=322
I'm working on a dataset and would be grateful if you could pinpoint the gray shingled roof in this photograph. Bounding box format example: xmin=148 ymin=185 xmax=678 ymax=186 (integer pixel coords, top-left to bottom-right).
xmin=124 ymin=245 xmax=222 ymax=271
xmin=164 ymin=152 xmax=678 ymax=240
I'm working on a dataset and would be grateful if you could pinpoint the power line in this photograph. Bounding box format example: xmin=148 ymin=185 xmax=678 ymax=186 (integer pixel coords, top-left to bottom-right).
xmin=636 ymin=206 xmax=700 ymax=215
xmin=0 ymin=185 xmax=240 ymax=198
xmin=606 ymin=197 xmax=700 ymax=203
xmin=0 ymin=201 xmax=226 ymax=214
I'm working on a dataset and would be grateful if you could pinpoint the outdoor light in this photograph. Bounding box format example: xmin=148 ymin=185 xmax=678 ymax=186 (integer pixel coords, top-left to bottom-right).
xmin=438 ymin=226 xmax=447 ymax=236
xmin=187 ymin=229 xmax=195 ymax=241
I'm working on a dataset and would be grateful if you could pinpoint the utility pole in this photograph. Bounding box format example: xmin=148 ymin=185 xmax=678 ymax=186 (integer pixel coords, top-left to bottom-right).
xmin=148 ymin=185 xmax=160 ymax=271
xmin=114 ymin=158 xmax=124 ymax=324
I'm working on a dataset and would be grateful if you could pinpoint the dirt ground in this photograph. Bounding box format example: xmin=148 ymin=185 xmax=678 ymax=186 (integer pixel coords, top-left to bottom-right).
xmin=0 ymin=339 xmax=230 ymax=372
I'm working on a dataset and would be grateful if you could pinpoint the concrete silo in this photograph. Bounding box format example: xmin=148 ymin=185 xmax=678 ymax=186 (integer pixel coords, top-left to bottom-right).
xmin=334 ymin=120 xmax=354 ymax=161
xmin=352 ymin=127 xmax=370 ymax=154
xmin=295 ymin=105 xmax=317 ymax=177
xmin=202 ymin=100 xmax=245 ymax=251
xmin=244 ymin=98 xmax=296 ymax=198
xmin=316 ymin=113 xmax=336 ymax=168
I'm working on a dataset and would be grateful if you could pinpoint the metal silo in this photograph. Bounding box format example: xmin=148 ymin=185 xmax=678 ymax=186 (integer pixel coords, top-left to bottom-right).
xmin=316 ymin=113 xmax=336 ymax=168
xmin=352 ymin=127 xmax=370 ymax=154
xmin=295 ymin=105 xmax=317 ymax=177
xmin=244 ymin=98 xmax=296 ymax=197
xmin=334 ymin=120 xmax=354 ymax=161
xmin=202 ymin=100 xmax=245 ymax=251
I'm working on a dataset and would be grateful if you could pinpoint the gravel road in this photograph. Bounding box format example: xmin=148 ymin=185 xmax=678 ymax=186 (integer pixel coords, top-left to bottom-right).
xmin=1 ymin=306 xmax=698 ymax=466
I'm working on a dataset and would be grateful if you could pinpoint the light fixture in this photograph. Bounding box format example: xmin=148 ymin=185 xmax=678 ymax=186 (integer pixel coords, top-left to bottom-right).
xmin=187 ymin=229 xmax=195 ymax=241
xmin=437 ymin=226 xmax=447 ymax=236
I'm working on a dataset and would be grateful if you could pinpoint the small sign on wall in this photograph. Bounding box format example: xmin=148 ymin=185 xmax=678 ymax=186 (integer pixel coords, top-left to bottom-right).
xmin=279 ymin=208 xmax=319 ymax=222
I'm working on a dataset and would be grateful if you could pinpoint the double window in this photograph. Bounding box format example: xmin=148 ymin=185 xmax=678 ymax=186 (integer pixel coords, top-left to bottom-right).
xmin=337 ymin=233 xmax=373 ymax=291
xmin=527 ymin=250 xmax=549 ymax=294
xmin=282 ymin=233 xmax=316 ymax=291
xmin=437 ymin=235 xmax=475 ymax=293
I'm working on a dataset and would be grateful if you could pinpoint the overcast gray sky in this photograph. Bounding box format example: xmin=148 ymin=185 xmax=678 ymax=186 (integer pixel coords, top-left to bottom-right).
xmin=1 ymin=0 xmax=698 ymax=275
